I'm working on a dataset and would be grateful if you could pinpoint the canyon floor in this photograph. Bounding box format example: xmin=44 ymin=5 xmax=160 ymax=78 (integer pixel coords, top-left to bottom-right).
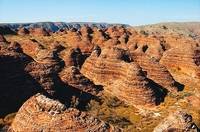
xmin=0 ymin=22 xmax=200 ymax=132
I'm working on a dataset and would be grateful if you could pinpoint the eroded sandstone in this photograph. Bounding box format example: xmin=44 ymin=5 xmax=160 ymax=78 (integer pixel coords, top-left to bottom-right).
xmin=10 ymin=93 xmax=121 ymax=132
xmin=81 ymin=47 xmax=164 ymax=108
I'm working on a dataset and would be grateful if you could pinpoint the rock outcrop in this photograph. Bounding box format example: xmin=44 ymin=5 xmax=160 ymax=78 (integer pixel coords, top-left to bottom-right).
xmin=0 ymin=42 xmax=41 ymax=116
xmin=0 ymin=35 xmax=8 ymax=49
xmin=19 ymin=39 xmax=44 ymax=57
xmin=127 ymin=34 xmax=165 ymax=60
xmin=130 ymin=51 xmax=178 ymax=92
xmin=17 ymin=27 xmax=29 ymax=35
xmin=153 ymin=110 xmax=199 ymax=132
xmin=160 ymin=47 xmax=200 ymax=88
xmin=163 ymin=34 xmax=199 ymax=49
xmin=25 ymin=49 xmax=64 ymax=96
xmin=10 ymin=93 xmax=121 ymax=132
xmin=81 ymin=47 xmax=164 ymax=108
xmin=62 ymin=48 xmax=86 ymax=69
xmin=0 ymin=35 xmax=7 ymax=43
xmin=92 ymin=27 xmax=108 ymax=46
xmin=60 ymin=66 xmax=102 ymax=96
xmin=49 ymin=42 xmax=65 ymax=52
xmin=1 ymin=22 xmax=200 ymax=131
xmin=65 ymin=27 xmax=94 ymax=53
xmin=29 ymin=27 xmax=50 ymax=36
xmin=106 ymin=26 xmax=130 ymax=41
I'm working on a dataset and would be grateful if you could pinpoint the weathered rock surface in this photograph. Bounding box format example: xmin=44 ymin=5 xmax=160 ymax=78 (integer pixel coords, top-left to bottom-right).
xmin=18 ymin=39 xmax=44 ymax=57
xmin=65 ymin=27 xmax=94 ymax=53
xmin=106 ymin=26 xmax=130 ymax=41
xmin=162 ymin=34 xmax=199 ymax=49
xmin=127 ymin=34 xmax=165 ymax=60
xmin=153 ymin=110 xmax=199 ymax=132
xmin=60 ymin=66 xmax=102 ymax=96
xmin=62 ymin=47 xmax=86 ymax=69
xmin=81 ymin=47 xmax=164 ymax=108
xmin=17 ymin=27 xmax=29 ymax=35
xmin=187 ymin=95 xmax=200 ymax=109
xmin=1 ymin=23 xmax=200 ymax=131
xmin=0 ymin=42 xmax=42 ymax=116
xmin=0 ymin=35 xmax=7 ymax=43
xmin=25 ymin=49 xmax=64 ymax=96
xmin=10 ymin=93 xmax=121 ymax=132
xmin=92 ymin=27 xmax=108 ymax=46
xmin=160 ymin=47 xmax=200 ymax=88
xmin=130 ymin=51 xmax=179 ymax=92
xmin=29 ymin=27 xmax=50 ymax=36
xmin=0 ymin=35 xmax=8 ymax=49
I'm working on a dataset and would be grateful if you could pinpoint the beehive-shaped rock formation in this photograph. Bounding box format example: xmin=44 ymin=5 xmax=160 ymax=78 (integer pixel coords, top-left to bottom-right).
xmin=29 ymin=27 xmax=50 ymax=36
xmin=81 ymin=47 xmax=163 ymax=108
xmin=62 ymin=48 xmax=85 ymax=69
xmin=65 ymin=28 xmax=93 ymax=53
xmin=10 ymin=93 xmax=121 ymax=132
xmin=160 ymin=47 xmax=200 ymax=87
xmin=127 ymin=34 xmax=165 ymax=60
xmin=130 ymin=51 xmax=178 ymax=92
xmin=60 ymin=66 xmax=101 ymax=96
xmin=25 ymin=49 xmax=64 ymax=96
xmin=92 ymin=27 xmax=108 ymax=46
xmin=0 ymin=43 xmax=40 ymax=116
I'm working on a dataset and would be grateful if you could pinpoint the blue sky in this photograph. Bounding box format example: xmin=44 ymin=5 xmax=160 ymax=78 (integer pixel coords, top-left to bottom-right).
xmin=0 ymin=0 xmax=200 ymax=26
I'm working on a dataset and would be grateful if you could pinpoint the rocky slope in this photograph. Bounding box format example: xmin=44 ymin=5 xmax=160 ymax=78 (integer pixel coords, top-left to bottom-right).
xmin=10 ymin=93 xmax=121 ymax=132
xmin=154 ymin=110 xmax=199 ymax=132
xmin=135 ymin=22 xmax=200 ymax=39
xmin=130 ymin=51 xmax=179 ymax=93
xmin=160 ymin=46 xmax=200 ymax=88
xmin=0 ymin=22 xmax=200 ymax=131
xmin=0 ymin=39 xmax=42 ymax=117
xmin=81 ymin=47 xmax=164 ymax=109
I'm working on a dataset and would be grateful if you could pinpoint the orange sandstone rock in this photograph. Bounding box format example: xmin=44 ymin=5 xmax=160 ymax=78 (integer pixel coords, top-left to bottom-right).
xmin=10 ymin=93 xmax=122 ymax=132
xmin=81 ymin=47 xmax=164 ymax=108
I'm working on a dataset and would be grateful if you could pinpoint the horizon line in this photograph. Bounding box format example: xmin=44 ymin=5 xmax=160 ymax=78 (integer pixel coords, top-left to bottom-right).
xmin=0 ymin=20 xmax=200 ymax=27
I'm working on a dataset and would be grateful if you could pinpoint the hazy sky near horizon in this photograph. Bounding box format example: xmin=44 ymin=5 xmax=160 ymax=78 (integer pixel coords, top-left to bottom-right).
xmin=0 ymin=0 xmax=200 ymax=26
